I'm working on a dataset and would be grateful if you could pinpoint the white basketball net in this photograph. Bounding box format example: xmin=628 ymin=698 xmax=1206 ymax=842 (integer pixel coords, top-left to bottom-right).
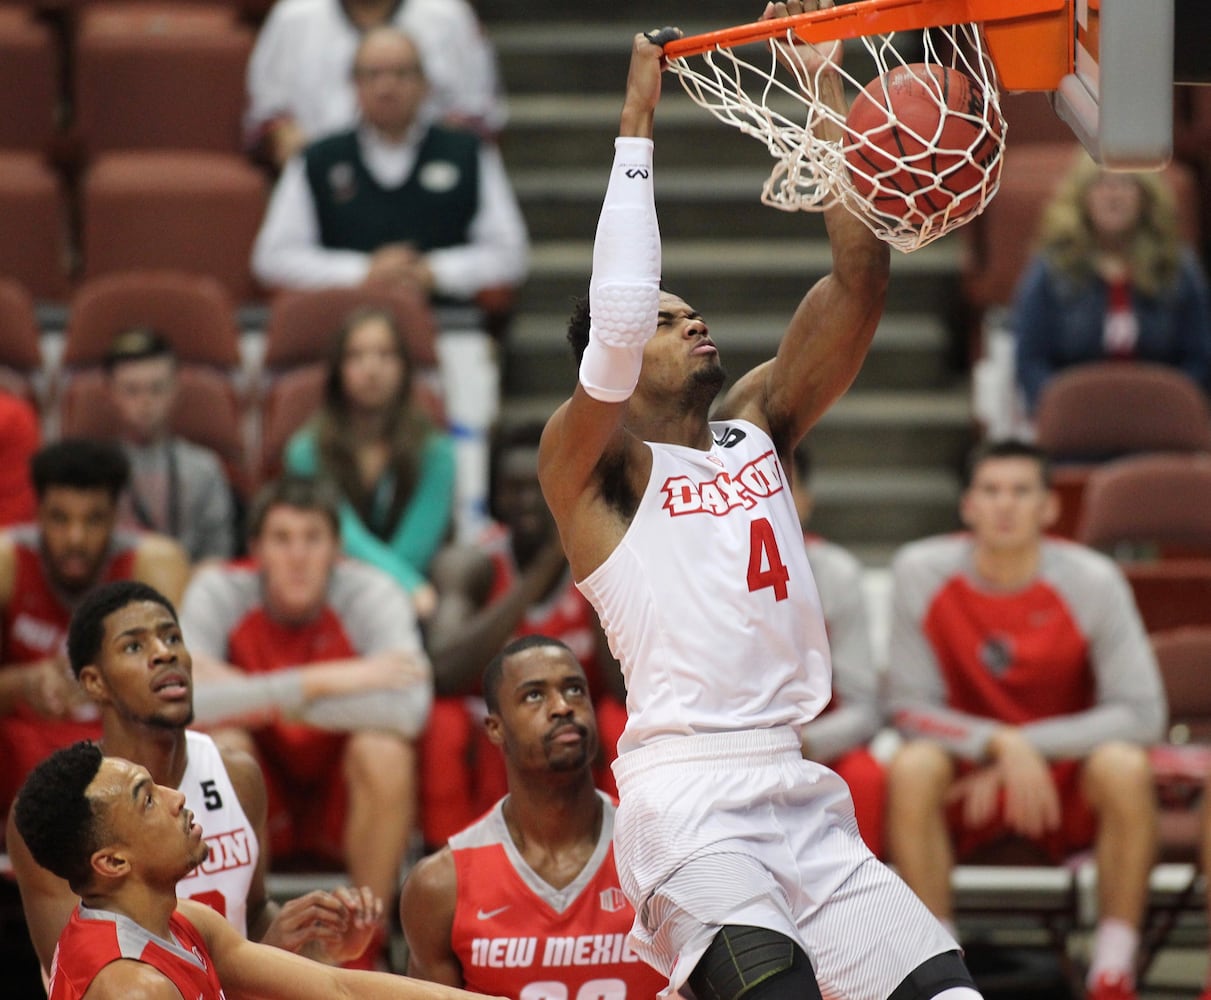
xmin=664 ymin=23 xmax=1006 ymax=253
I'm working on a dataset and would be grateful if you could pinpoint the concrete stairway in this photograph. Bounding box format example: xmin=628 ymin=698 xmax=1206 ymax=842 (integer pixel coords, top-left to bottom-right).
xmin=480 ymin=2 xmax=977 ymax=565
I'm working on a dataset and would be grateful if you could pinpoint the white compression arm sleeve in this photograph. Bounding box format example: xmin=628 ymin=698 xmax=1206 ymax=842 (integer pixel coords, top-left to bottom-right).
xmin=579 ymin=136 xmax=662 ymax=402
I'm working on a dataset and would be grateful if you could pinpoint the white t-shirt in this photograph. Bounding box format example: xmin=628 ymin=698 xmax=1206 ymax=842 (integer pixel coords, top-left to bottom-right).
xmin=578 ymin=420 xmax=832 ymax=754
xmin=246 ymin=0 xmax=505 ymax=143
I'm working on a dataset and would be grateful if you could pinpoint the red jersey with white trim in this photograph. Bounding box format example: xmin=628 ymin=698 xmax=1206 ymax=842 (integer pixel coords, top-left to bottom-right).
xmin=48 ymin=904 xmax=226 ymax=1000
xmin=449 ymin=793 xmax=665 ymax=999
xmin=3 ymin=524 xmax=139 ymax=665
xmin=1 ymin=524 xmax=139 ymax=740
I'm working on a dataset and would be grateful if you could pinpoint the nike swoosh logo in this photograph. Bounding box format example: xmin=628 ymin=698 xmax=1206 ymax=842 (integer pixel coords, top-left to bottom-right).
xmin=476 ymin=905 xmax=510 ymax=920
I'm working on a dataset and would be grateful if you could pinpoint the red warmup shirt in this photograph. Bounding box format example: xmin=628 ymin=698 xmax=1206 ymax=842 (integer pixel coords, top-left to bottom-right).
xmin=449 ymin=794 xmax=667 ymax=1000
xmin=48 ymin=905 xmax=226 ymax=1000
xmin=0 ymin=527 xmax=140 ymax=812
xmin=226 ymin=597 xmax=359 ymax=767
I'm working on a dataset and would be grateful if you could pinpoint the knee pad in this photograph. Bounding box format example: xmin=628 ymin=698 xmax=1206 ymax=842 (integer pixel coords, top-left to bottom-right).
xmin=888 ymin=950 xmax=978 ymax=1000
xmin=685 ymin=925 xmax=821 ymax=1000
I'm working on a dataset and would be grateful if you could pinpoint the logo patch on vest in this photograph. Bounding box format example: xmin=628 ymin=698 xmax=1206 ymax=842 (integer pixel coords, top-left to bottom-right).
xmin=327 ymin=162 xmax=357 ymax=203
xmin=419 ymin=160 xmax=460 ymax=192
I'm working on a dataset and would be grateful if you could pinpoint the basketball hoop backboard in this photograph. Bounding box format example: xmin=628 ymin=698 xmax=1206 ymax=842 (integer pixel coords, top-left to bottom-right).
xmin=1054 ymin=0 xmax=1175 ymax=169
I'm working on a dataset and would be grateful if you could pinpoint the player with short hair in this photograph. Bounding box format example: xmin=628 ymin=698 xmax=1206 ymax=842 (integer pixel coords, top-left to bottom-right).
xmin=181 ymin=475 xmax=432 ymax=966
xmin=400 ymin=635 xmax=666 ymax=999
xmin=6 ymin=579 xmax=385 ymax=977
xmin=12 ymin=740 xmax=506 ymax=1000
xmin=886 ymin=438 xmax=1165 ymax=1000
xmin=537 ymin=8 xmax=981 ymax=1000
xmin=0 ymin=438 xmax=189 ymax=826
xmin=103 ymin=326 xmax=238 ymax=562
xmin=420 ymin=423 xmax=626 ymax=846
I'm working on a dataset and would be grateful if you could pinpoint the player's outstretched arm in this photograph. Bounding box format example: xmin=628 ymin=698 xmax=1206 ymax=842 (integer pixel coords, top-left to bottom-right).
xmin=185 ymin=899 xmax=506 ymax=1000
xmin=720 ymin=0 xmax=889 ymax=456
xmin=539 ymin=29 xmax=676 ymax=574
xmin=5 ymin=807 xmax=76 ymax=973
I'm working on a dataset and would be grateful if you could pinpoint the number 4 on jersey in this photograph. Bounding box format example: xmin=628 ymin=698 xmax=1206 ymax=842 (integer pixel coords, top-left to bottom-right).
xmin=747 ymin=517 xmax=789 ymax=601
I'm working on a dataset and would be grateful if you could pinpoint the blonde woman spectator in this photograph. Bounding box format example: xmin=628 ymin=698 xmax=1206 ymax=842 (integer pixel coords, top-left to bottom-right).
xmin=1012 ymin=152 xmax=1211 ymax=413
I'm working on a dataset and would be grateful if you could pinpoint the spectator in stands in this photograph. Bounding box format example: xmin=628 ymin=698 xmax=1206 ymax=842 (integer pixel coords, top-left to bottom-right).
xmin=283 ymin=305 xmax=455 ymax=619
xmin=399 ymin=635 xmax=667 ymax=999
xmin=0 ymin=390 xmax=39 ymax=527
xmin=792 ymin=442 xmax=886 ymax=857
xmin=181 ymin=475 xmax=432 ymax=968
xmin=104 ymin=328 xmax=238 ymax=563
xmin=7 ymin=580 xmax=385 ymax=976
xmin=0 ymin=439 xmax=189 ymax=830
xmin=251 ymin=25 xmax=527 ymax=311
xmin=885 ymin=438 xmax=1166 ymax=1000
xmin=420 ymin=423 xmax=625 ymax=847
xmin=251 ymin=25 xmax=525 ymax=540
xmin=246 ymin=0 xmax=505 ymax=170
xmin=1012 ymin=151 xmax=1211 ymax=414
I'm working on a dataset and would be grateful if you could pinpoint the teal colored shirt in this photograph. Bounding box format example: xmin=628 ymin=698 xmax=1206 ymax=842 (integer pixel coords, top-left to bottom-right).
xmin=284 ymin=425 xmax=455 ymax=593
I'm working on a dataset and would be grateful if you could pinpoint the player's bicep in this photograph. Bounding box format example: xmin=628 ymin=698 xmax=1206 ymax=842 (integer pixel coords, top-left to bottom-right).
xmin=83 ymin=959 xmax=185 ymax=999
xmin=538 ymin=393 xmax=625 ymax=513
xmin=6 ymin=812 xmax=77 ymax=972
xmin=399 ymin=853 xmax=462 ymax=987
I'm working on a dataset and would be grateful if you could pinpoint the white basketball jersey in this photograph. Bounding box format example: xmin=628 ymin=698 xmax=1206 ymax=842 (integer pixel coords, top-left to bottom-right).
xmin=176 ymin=730 xmax=258 ymax=936
xmin=578 ymin=419 xmax=831 ymax=754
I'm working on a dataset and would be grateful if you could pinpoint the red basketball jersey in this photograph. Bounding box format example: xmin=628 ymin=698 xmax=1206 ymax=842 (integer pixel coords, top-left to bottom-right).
xmin=449 ymin=794 xmax=665 ymax=1000
xmin=3 ymin=524 xmax=139 ymax=665
xmin=0 ymin=526 xmax=139 ymax=809
xmin=48 ymin=905 xmax=226 ymax=1000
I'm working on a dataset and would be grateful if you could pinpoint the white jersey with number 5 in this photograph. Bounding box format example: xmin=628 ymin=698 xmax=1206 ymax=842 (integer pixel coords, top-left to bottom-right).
xmin=578 ymin=419 xmax=831 ymax=754
xmin=177 ymin=730 xmax=258 ymax=936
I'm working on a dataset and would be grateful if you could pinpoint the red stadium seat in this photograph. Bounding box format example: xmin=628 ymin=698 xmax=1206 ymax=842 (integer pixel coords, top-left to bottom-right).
xmin=0 ymin=152 xmax=70 ymax=302
xmin=262 ymin=286 xmax=440 ymax=371
xmin=0 ymin=8 xmax=59 ymax=155
xmin=80 ymin=152 xmax=268 ymax=303
xmin=1076 ymin=453 xmax=1211 ymax=558
xmin=257 ymin=363 xmax=326 ymax=485
xmin=1122 ymin=561 xmax=1211 ymax=634
xmin=0 ymin=278 xmax=45 ymax=401
xmin=63 ymin=270 xmax=241 ymax=370
xmin=74 ymin=3 xmax=251 ymax=157
xmin=1035 ymin=363 xmax=1211 ymax=538
xmin=1138 ymin=627 xmax=1211 ymax=976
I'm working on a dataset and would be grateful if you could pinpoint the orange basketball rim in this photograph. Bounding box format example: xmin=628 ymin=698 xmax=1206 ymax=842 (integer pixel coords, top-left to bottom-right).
xmin=662 ymin=0 xmax=1075 ymax=93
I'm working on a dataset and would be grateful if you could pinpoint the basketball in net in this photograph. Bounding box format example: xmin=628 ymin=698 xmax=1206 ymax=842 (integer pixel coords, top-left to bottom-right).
xmin=844 ymin=63 xmax=1003 ymax=230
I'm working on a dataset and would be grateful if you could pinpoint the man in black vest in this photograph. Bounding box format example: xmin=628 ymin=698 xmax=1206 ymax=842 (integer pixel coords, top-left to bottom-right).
xmin=251 ymin=25 xmax=528 ymax=309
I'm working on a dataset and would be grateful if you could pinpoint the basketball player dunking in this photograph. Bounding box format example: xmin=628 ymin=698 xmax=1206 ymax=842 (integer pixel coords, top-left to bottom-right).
xmin=537 ymin=6 xmax=985 ymax=999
